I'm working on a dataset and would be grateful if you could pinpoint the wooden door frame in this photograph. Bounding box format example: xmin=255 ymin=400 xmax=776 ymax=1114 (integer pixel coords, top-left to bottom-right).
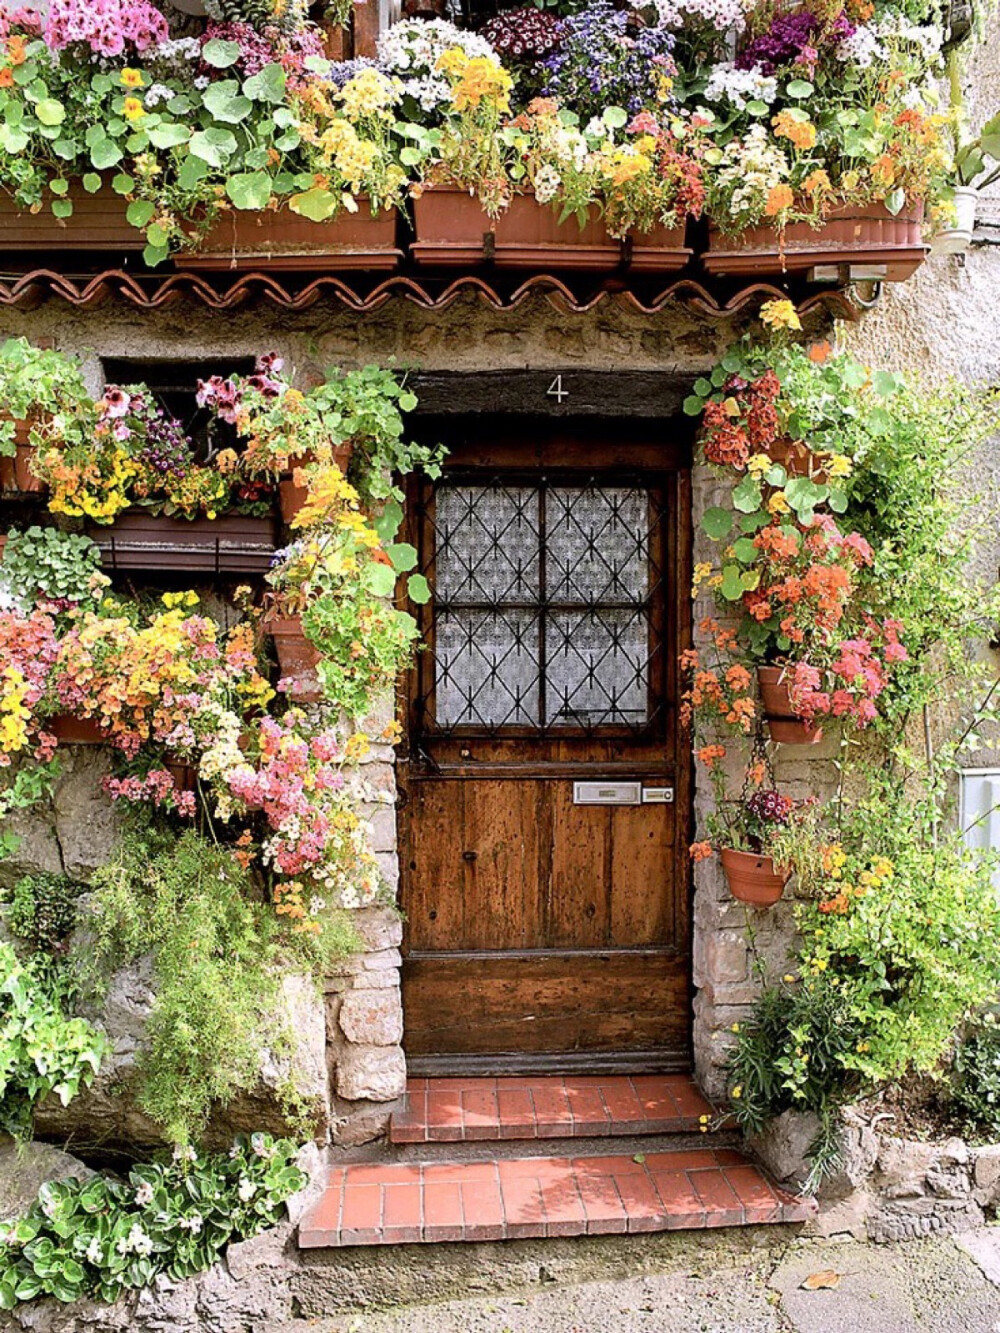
xmin=396 ymin=413 xmax=696 ymax=1074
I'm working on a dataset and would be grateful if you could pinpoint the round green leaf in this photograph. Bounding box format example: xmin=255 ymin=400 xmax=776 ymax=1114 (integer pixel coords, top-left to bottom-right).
xmin=701 ymin=506 xmax=732 ymax=540
xmin=202 ymin=38 xmax=241 ymax=68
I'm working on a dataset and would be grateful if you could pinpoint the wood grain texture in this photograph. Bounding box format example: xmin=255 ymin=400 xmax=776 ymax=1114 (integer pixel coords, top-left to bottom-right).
xmin=402 ymin=951 xmax=691 ymax=1058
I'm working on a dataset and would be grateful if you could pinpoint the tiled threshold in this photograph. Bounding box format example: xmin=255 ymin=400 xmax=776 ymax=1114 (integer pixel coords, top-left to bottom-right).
xmin=390 ymin=1075 xmax=719 ymax=1143
xmin=298 ymin=1146 xmax=815 ymax=1248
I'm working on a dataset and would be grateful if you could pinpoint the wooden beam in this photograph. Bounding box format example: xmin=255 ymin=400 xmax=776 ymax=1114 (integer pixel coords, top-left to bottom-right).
xmin=407 ymin=369 xmax=695 ymax=419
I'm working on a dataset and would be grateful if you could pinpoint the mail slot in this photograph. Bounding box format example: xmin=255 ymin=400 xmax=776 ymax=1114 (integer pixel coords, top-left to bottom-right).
xmin=573 ymin=781 xmax=642 ymax=806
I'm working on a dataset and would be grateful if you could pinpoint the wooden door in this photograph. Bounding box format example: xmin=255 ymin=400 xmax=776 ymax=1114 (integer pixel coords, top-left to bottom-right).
xmin=398 ymin=430 xmax=692 ymax=1074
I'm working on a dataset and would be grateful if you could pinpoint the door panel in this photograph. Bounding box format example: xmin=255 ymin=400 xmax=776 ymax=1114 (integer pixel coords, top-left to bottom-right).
xmin=399 ymin=436 xmax=692 ymax=1072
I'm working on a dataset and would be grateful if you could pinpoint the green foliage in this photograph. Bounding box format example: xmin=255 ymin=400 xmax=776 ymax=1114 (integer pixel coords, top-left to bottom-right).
xmin=0 ymin=340 xmax=89 ymax=457
xmin=951 ymin=1013 xmax=1000 ymax=1137
xmin=727 ymin=790 xmax=1000 ymax=1183
xmin=0 ymin=761 xmax=61 ymax=865
xmin=0 ymin=528 xmax=104 ymax=609
xmin=5 ymin=872 xmax=81 ymax=958
xmin=0 ymin=944 xmax=107 ymax=1139
xmin=86 ymin=823 xmax=354 ymax=1144
xmin=0 ymin=1134 xmax=306 ymax=1308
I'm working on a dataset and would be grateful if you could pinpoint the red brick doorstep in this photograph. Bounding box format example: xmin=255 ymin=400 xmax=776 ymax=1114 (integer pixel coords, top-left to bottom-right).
xmin=298 ymin=1147 xmax=815 ymax=1248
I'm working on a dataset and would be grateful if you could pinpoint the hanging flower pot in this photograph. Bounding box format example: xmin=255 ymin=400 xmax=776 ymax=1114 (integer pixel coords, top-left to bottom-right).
xmin=768 ymin=438 xmax=829 ymax=484
xmin=264 ymin=612 xmax=322 ymax=703
xmin=411 ymin=186 xmax=691 ymax=271
xmin=931 ymin=186 xmax=977 ymax=255
xmin=279 ymin=443 xmax=355 ymax=525
xmin=720 ymin=847 xmax=789 ymax=908
xmin=180 ymin=201 xmax=402 ymax=272
xmin=165 ymin=759 xmax=197 ymax=794
xmin=757 ymin=667 xmax=824 ymax=745
xmin=48 ymin=714 xmax=106 ymax=744
xmin=704 ymin=203 xmax=927 ymax=282
xmin=0 ymin=417 xmax=45 ymax=495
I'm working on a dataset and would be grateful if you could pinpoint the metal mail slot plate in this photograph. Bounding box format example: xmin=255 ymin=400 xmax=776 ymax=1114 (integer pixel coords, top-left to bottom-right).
xmin=573 ymin=781 xmax=642 ymax=806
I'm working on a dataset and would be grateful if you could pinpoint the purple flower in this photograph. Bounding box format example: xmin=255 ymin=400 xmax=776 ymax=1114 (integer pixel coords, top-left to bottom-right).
xmin=737 ymin=8 xmax=854 ymax=75
xmin=542 ymin=1 xmax=676 ymax=121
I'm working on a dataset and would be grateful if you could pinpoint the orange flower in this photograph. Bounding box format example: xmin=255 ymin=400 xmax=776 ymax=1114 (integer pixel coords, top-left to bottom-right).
xmin=808 ymin=340 xmax=832 ymax=364
xmin=803 ymin=168 xmax=831 ymax=196
xmin=0 ymin=68 xmax=11 ymax=87
xmin=772 ymin=111 xmax=816 ymax=151
xmin=7 ymin=35 xmax=26 ymax=66
xmin=725 ymin=664 xmax=752 ymax=692
xmin=764 ymin=184 xmax=794 ymax=216
xmin=689 ymin=841 xmax=713 ymax=862
xmin=697 ymin=743 xmax=726 ymax=770
xmin=746 ymin=759 xmax=767 ymax=786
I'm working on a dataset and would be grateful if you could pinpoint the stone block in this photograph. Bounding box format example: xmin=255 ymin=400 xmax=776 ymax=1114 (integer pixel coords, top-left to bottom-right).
xmin=806 ymin=1189 xmax=873 ymax=1240
xmin=974 ymin=1144 xmax=1000 ymax=1193
xmin=0 ymin=1141 xmax=93 ymax=1221
xmin=351 ymin=907 xmax=403 ymax=953
xmin=339 ymin=986 xmax=403 ymax=1047
xmin=364 ymin=806 xmax=397 ymax=854
xmin=748 ymin=1108 xmax=820 ymax=1187
xmin=375 ymin=851 xmax=400 ymax=890
xmin=335 ymin=1043 xmax=406 ymax=1102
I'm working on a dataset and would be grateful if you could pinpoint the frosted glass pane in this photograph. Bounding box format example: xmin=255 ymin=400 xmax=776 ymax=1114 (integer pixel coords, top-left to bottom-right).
xmin=435 ymin=610 xmax=540 ymax=727
xmin=545 ymin=610 xmax=648 ymax=727
xmin=435 ymin=485 xmax=539 ymax=602
xmin=547 ymin=487 xmax=648 ymax=604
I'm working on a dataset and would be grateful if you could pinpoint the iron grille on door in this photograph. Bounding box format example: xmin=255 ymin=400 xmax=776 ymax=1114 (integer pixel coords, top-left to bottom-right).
xmin=414 ymin=474 xmax=667 ymax=738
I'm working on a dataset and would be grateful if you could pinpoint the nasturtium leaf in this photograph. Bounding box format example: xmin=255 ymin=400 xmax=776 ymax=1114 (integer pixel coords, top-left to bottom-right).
xmin=34 ymin=98 xmax=65 ymax=126
xmin=407 ymin=573 xmax=431 ymax=604
xmin=733 ymin=537 xmax=758 ymax=564
xmin=226 ymin=171 xmax=273 ymax=210
xmin=386 ymin=542 xmax=418 ymax=572
xmin=765 ymin=464 xmax=787 ymax=487
xmin=694 ymin=377 xmax=713 ymax=397
xmin=202 ymin=81 xmax=252 ymax=125
xmin=740 ymin=568 xmax=760 ymax=591
xmin=720 ymin=565 xmax=745 ymax=601
xmin=738 ymin=511 xmax=769 ymax=533
xmin=682 ymin=394 xmax=704 ymax=416
xmin=202 ymin=38 xmax=241 ymax=68
xmin=602 ymin=105 xmax=627 ymax=128
xmin=827 ymin=485 xmax=848 ymax=513
xmin=126 ymin=199 xmax=156 ymax=228
xmin=243 ymin=63 xmax=286 ymax=104
xmin=701 ymin=506 xmax=732 ymax=540
xmin=112 ymin=172 xmax=135 ymax=194
xmin=90 ymin=139 xmax=123 ymax=170
xmin=48 ymin=178 xmax=69 ymax=196
xmin=364 ymin=563 xmax=397 ymax=598
xmin=884 ymin=187 xmax=906 ymax=216
xmin=373 ymin=499 xmax=403 ymax=543
xmin=399 ymin=391 xmax=418 ymax=412
xmin=189 ymin=128 xmax=237 ymax=167
xmin=732 ymin=476 xmax=762 ymax=513
xmin=288 ymin=186 xmax=336 ymax=221
xmin=50 ymin=198 xmax=73 ymax=219
xmin=82 ymin=172 xmax=102 ymax=193
xmin=787 ymin=79 xmax=814 ymax=98
xmin=146 ymin=123 xmax=191 ymax=149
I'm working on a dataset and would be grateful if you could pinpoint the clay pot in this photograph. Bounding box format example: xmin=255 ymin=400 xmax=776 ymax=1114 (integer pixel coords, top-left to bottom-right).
xmin=0 ymin=417 xmax=45 ymax=495
xmin=48 ymin=714 xmax=106 ymax=744
xmin=411 ymin=187 xmax=691 ymax=272
xmin=0 ymin=182 xmax=145 ymax=252
xmin=720 ymin=847 xmax=789 ymax=908
xmin=704 ymin=203 xmax=927 ymax=282
xmin=265 ymin=613 xmax=322 ymax=703
xmin=165 ymin=759 xmax=197 ymax=793
xmin=279 ymin=443 xmax=354 ymax=525
xmin=180 ymin=200 xmax=402 ymax=272
xmin=757 ymin=666 xmax=824 ymax=745
xmin=318 ymin=18 xmax=349 ymax=61
xmin=768 ymin=438 xmax=828 ymax=484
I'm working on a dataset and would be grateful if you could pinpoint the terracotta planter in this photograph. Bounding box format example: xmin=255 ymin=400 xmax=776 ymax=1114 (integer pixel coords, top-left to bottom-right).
xmin=758 ymin=666 xmax=823 ymax=745
xmin=704 ymin=203 xmax=927 ymax=281
xmin=0 ymin=183 xmax=144 ymax=252
xmin=768 ymin=438 xmax=829 ymax=484
xmin=411 ymin=187 xmax=691 ymax=272
xmin=0 ymin=417 xmax=45 ymax=495
xmin=265 ymin=613 xmax=322 ymax=703
xmin=181 ymin=200 xmax=402 ymax=272
xmin=165 ymin=759 xmax=197 ymax=793
xmin=85 ymin=511 xmax=278 ymax=573
xmin=318 ymin=18 xmax=349 ymax=60
xmin=48 ymin=714 xmax=106 ymax=744
xmin=721 ymin=847 xmax=789 ymax=908
xmin=279 ymin=442 xmax=354 ymax=524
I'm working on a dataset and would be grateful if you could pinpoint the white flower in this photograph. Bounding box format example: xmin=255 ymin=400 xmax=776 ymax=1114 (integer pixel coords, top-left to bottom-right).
xmin=376 ymin=19 xmax=498 ymax=113
xmin=654 ymin=0 xmax=747 ymax=32
xmin=835 ymin=25 xmax=886 ymax=67
xmin=119 ymin=1224 xmax=153 ymax=1257
xmin=173 ymin=1144 xmax=197 ymax=1163
xmin=143 ymin=82 xmax=175 ymax=109
xmin=85 ymin=1237 xmax=103 ymax=1265
xmin=703 ymin=61 xmax=778 ymax=111
xmin=134 ymin=1182 xmax=154 ymax=1207
xmin=237 ymin=1178 xmax=257 ymax=1202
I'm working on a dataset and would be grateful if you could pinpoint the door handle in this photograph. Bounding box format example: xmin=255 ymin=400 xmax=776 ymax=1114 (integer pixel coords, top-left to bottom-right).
xmin=462 ymin=850 xmax=478 ymax=862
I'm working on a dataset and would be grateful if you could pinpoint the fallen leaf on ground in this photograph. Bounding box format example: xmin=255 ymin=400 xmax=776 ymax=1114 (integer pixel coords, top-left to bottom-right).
xmin=801 ymin=1270 xmax=841 ymax=1291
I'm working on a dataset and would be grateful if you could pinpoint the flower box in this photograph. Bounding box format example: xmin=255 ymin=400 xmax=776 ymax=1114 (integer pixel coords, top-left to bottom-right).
xmin=48 ymin=714 xmax=106 ymax=745
xmin=0 ymin=184 xmax=144 ymax=252
xmin=703 ymin=203 xmax=927 ymax=281
xmin=180 ymin=201 xmax=403 ymax=272
xmin=165 ymin=759 xmax=197 ymax=794
xmin=720 ymin=847 xmax=788 ymax=908
xmin=0 ymin=419 xmax=44 ymax=495
xmin=758 ymin=666 xmax=823 ymax=746
xmin=84 ymin=512 xmax=278 ymax=574
xmin=411 ymin=187 xmax=691 ymax=272
xmin=768 ymin=438 xmax=828 ymax=483
xmin=264 ymin=613 xmax=322 ymax=703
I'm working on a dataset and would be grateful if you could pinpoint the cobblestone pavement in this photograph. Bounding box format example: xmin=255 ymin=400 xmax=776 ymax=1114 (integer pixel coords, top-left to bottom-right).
xmin=296 ymin=1229 xmax=1000 ymax=1333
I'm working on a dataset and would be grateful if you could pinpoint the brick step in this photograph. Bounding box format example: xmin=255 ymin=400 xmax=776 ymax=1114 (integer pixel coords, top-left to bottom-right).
xmin=298 ymin=1145 xmax=816 ymax=1248
xmin=391 ymin=1074 xmax=721 ymax=1144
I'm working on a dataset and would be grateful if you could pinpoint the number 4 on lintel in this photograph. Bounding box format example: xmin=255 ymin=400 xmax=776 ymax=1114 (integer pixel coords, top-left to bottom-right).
xmin=547 ymin=375 xmax=569 ymax=404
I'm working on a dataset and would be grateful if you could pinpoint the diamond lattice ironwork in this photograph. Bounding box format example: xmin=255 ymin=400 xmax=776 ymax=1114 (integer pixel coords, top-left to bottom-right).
xmin=417 ymin=475 xmax=667 ymax=737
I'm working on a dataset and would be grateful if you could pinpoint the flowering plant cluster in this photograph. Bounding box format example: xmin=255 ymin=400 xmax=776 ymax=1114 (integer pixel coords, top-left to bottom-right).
xmin=0 ymin=0 xmax=963 ymax=260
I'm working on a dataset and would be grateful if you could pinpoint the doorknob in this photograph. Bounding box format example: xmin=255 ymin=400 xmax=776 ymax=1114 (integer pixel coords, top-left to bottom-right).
xmin=462 ymin=850 xmax=478 ymax=862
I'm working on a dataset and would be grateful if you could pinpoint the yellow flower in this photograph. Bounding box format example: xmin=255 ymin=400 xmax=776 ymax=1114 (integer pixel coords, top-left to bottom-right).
xmin=731 ymin=1084 xmax=743 ymax=1099
xmin=767 ymin=491 xmax=790 ymax=515
xmin=123 ymin=97 xmax=146 ymax=122
xmin=338 ymin=67 xmax=398 ymax=119
xmin=747 ymin=454 xmax=772 ymax=477
xmin=120 ymin=68 xmax=145 ymax=89
xmin=827 ymin=454 xmax=853 ymax=479
xmin=760 ymin=298 xmax=802 ymax=332
xmin=345 ymin=732 xmax=371 ymax=761
xmin=692 ymin=561 xmax=712 ymax=588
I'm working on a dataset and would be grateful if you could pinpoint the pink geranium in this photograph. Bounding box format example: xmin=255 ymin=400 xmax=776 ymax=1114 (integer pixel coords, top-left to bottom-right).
xmin=44 ymin=0 xmax=168 ymax=57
